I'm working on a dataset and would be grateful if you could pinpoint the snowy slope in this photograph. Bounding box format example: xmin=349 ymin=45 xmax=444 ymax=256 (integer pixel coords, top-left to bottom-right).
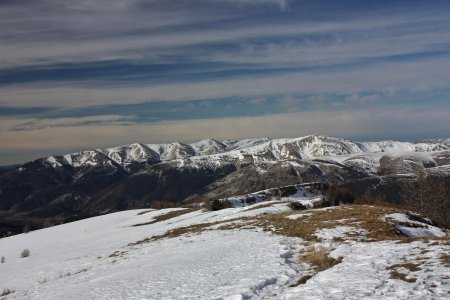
xmin=0 ymin=200 xmax=448 ymax=299
xmin=0 ymin=207 xmax=300 ymax=299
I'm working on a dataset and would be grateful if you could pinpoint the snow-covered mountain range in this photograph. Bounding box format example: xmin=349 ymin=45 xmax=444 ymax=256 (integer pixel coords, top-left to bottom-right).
xmin=1 ymin=135 xmax=450 ymax=237
xmin=39 ymin=135 xmax=450 ymax=172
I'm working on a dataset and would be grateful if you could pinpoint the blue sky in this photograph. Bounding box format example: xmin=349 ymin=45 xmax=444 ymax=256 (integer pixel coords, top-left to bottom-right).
xmin=1 ymin=0 xmax=450 ymax=164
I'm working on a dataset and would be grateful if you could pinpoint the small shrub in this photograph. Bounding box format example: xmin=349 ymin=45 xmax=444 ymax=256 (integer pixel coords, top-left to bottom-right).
xmin=1 ymin=256 xmax=5 ymax=263
xmin=38 ymin=276 xmax=49 ymax=284
xmin=20 ymin=248 xmax=30 ymax=258
xmin=42 ymin=218 xmax=54 ymax=228
xmin=288 ymin=201 xmax=308 ymax=210
xmin=326 ymin=186 xmax=355 ymax=205
xmin=1 ymin=288 xmax=14 ymax=296
xmin=23 ymin=224 xmax=31 ymax=234
xmin=208 ymin=199 xmax=231 ymax=211
xmin=315 ymin=196 xmax=333 ymax=208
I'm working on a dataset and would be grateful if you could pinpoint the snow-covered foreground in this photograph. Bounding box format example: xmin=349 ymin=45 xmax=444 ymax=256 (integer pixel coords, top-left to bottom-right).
xmin=0 ymin=203 xmax=449 ymax=299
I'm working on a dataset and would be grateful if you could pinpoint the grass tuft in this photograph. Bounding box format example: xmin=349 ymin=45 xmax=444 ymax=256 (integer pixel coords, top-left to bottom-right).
xmin=289 ymin=275 xmax=314 ymax=287
xmin=300 ymin=245 xmax=343 ymax=272
xmin=20 ymin=248 xmax=30 ymax=258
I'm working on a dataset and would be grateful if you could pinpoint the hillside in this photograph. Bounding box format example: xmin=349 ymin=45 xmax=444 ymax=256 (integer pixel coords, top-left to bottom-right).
xmin=1 ymin=135 xmax=450 ymax=236
xmin=0 ymin=197 xmax=448 ymax=299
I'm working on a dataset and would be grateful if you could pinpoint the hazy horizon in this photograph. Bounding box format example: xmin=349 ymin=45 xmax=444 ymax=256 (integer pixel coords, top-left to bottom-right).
xmin=1 ymin=0 xmax=450 ymax=165
xmin=3 ymin=133 xmax=450 ymax=166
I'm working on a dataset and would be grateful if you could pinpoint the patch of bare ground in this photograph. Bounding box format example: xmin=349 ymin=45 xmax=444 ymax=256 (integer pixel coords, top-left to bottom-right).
xmin=289 ymin=275 xmax=313 ymax=287
xmin=389 ymin=270 xmax=417 ymax=283
xmin=389 ymin=262 xmax=421 ymax=272
xmin=257 ymin=205 xmax=403 ymax=242
xmin=216 ymin=219 xmax=259 ymax=231
xmin=136 ymin=210 xmax=154 ymax=216
xmin=300 ymin=245 xmax=343 ymax=271
xmin=130 ymin=216 xmax=260 ymax=247
xmin=258 ymin=205 xmax=449 ymax=243
xmin=396 ymin=236 xmax=449 ymax=244
xmin=122 ymin=204 xmax=448 ymax=267
xmin=109 ymin=250 xmax=127 ymax=258
xmin=129 ymin=221 xmax=221 ymax=246
xmin=289 ymin=244 xmax=343 ymax=285
xmin=58 ymin=267 xmax=90 ymax=278
xmin=387 ymin=263 xmax=421 ymax=283
xmin=440 ymin=253 xmax=450 ymax=267
xmin=130 ymin=205 xmax=447 ymax=250
xmin=132 ymin=208 xmax=198 ymax=226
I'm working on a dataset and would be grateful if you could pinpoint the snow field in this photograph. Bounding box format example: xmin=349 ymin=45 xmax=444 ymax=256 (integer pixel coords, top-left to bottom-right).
xmin=0 ymin=203 xmax=449 ymax=299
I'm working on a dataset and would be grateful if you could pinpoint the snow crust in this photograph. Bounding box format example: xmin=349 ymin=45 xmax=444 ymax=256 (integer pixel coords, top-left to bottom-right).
xmin=314 ymin=225 xmax=363 ymax=241
xmin=280 ymin=240 xmax=450 ymax=299
xmin=386 ymin=213 xmax=446 ymax=237
xmin=0 ymin=207 xmax=300 ymax=299
xmin=0 ymin=204 xmax=448 ymax=299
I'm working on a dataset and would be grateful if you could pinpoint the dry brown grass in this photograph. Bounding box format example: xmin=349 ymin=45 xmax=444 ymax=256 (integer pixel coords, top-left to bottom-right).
xmin=216 ymin=219 xmax=259 ymax=231
xmin=300 ymin=245 xmax=343 ymax=271
xmin=136 ymin=210 xmax=154 ymax=216
xmin=389 ymin=270 xmax=417 ymax=283
xmin=120 ymin=204 xmax=448 ymax=269
xmin=440 ymin=253 xmax=450 ymax=267
xmin=131 ymin=205 xmax=447 ymax=249
xmin=288 ymin=201 xmax=309 ymax=210
xmin=128 ymin=221 xmax=220 ymax=246
xmin=57 ymin=267 xmax=90 ymax=279
xmin=257 ymin=205 xmax=409 ymax=242
xmin=388 ymin=262 xmax=421 ymax=272
xmin=132 ymin=208 xmax=197 ymax=227
xmin=387 ymin=262 xmax=421 ymax=283
xmin=108 ymin=250 xmax=126 ymax=258
xmin=148 ymin=217 xmax=257 ymax=241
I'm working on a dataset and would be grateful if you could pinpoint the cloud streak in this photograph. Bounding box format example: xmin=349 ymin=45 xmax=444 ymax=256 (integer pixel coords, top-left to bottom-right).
xmin=2 ymin=105 xmax=450 ymax=163
xmin=0 ymin=0 xmax=449 ymax=164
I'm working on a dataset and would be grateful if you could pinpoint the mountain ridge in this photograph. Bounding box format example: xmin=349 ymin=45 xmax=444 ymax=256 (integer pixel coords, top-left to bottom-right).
xmin=1 ymin=134 xmax=450 ymax=237
xmin=19 ymin=134 xmax=450 ymax=172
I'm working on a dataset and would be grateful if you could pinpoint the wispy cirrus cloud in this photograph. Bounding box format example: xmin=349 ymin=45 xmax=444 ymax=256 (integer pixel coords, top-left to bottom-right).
xmin=6 ymin=115 xmax=138 ymax=132
xmin=1 ymin=0 xmax=450 ymax=164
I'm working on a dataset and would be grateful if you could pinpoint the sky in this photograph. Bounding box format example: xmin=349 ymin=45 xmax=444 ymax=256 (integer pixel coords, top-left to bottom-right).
xmin=1 ymin=0 xmax=450 ymax=165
